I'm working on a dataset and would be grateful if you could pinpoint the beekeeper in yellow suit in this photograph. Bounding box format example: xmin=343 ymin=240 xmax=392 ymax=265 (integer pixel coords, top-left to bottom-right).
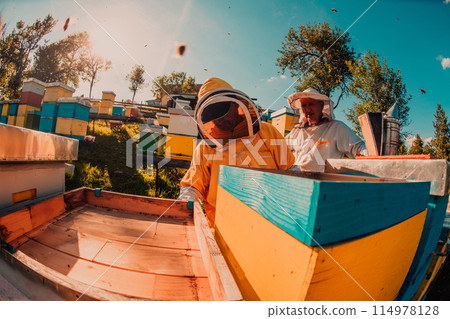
xmin=179 ymin=77 xmax=295 ymax=225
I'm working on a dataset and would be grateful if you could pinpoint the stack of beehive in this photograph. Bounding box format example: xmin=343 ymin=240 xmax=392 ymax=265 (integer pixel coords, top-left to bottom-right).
xmin=16 ymin=78 xmax=46 ymax=128
xmin=99 ymin=91 xmax=115 ymax=114
xmin=39 ymin=82 xmax=75 ymax=133
xmin=164 ymin=108 xmax=198 ymax=161
xmin=54 ymin=97 xmax=91 ymax=140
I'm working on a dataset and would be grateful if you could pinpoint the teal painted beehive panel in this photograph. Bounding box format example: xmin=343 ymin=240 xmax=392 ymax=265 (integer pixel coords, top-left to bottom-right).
xmin=74 ymin=104 xmax=90 ymax=121
xmin=57 ymin=103 xmax=75 ymax=118
xmin=8 ymin=103 xmax=19 ymax=116
xmin=41 ymin=103 xmax=59 ymax=118
xmin=112 ymin=107 xmax=124 ymax=116
xmin=39 ymin=117 xmax=57 ymax=133
xmin=218 ymin=166 xmax=431 ymax=246
xmin=0 ymin=116 xmax=7 ymax=124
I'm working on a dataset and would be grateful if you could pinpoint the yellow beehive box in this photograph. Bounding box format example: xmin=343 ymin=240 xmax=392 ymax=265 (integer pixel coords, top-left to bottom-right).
xmin=1 ymin=103 xmax=9 ymax=116
xmin=71 ymin=119 xmax=88 ymax=136
xmin=99 ymin=106 xmax=112 ymax=115
xmin=43 ymin=82 xmax=75 ymax=103
xmin=17 ymin=104 xmax=40 ymax=117
xmin=55 ymin=117 xmax=73 ymax=135
xmin=7 ymin=116 xmax=16 ymax=126
xmin=100 ymin=91 xmax=115 ymax=110
xmin=165 ymin=134 xmax=197 ymax=160
xmin=271 ymin=107 xmax=299 ymax=136
xmin=156 ymin=113 xmax=170 ymax=127
xmin=15 ymin=116 xmax=26 ymax=127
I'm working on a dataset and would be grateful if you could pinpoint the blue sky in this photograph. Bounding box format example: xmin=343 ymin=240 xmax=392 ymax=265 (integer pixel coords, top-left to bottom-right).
xmin=2 ymin=0 xmax=450 ymax=143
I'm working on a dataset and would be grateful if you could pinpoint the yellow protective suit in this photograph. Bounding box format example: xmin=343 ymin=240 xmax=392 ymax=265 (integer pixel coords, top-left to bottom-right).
xmin=180 ymin=77 xmax=295 ymax=225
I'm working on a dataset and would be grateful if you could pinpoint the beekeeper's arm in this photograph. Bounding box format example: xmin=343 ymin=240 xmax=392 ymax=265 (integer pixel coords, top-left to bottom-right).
xmin=179 ymin=145 xmax=210 ymax=202
xmin=335 ymin=122 xmax=368 ymax=158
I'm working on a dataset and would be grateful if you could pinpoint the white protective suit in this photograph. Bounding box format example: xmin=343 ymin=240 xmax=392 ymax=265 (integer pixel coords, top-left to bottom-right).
xmin=286 ymin=89 xmax=367 ymax=172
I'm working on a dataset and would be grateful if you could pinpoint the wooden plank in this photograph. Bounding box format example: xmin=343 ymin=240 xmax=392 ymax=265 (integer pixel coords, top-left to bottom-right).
xmin=85 ymin=189 xmax=192 ymax=219
xmin=193 ymin=201 xmax=242 ymax=301
xmin=18 ymin=240 xmax=213 ymax=300
xmin=93 ymin=241 xmax=206 ymax=277
xmin=306 ymin=210 xmax=426 ymax=301
xmin=28 ymin=223 xmax=108 ymax=261
xmin=30 ymin=195 xmax=66 ymax=229
xmin=215 ymin=186 xmax=317 ymax=300
xmin=0 ymin=208 xmax=32 ymax=243
xmin=12 ymin=188 xmax=36 ymax=204
xmin=414 ymin=239 xmax=449 ymax=301
xmin=55 ymin=206 xmax=197 ymax=250
xmin=63 ymin=188 xmax=86 ymax=211
xmin=218 ymin=165 xmax=430 ymax=246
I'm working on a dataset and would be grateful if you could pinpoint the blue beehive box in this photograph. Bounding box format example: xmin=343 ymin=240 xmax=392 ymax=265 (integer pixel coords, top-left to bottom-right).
xmin=74 ymin=104 xmax=90 ymax=121
xmin=39 ymin=117 xmax=57 ymax=133
xmin=112 ymin=106 xmax=124 ymax=116
xmin=57 ymin=97 xmax=91 ymax=121
xmin=41 ymin=103 xmax=59 ymax=118
xmin=8 ymin=103 xmax=19 ymax=116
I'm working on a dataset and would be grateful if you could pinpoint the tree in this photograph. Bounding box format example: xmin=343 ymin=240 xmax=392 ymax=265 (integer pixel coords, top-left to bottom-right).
xmin=423 ymin=142 xmax=436 ymax=157
xmin=432 ymin=103 xmax=450 ymax=159
xmin=27 ymin=32 xmax=90 ymax=88
xmin=81 ymin=52 xmax=111 ymax=98
xmin=397 ymin=140 xmax=408 ymax=155
xmin=151 ymin=71 xmax=196 ymax=100
xmin=0 ymin=15 xmax=56 ymax=98
xmin=276 ymin=22 xmax=356 ymax=108
xmin=345 ymin=51 xmax=411 ymax=135
xmin=408 ymin=134 xmax=424 ymax=155
xmin=126 ymin=65 xmax=146 ymax=104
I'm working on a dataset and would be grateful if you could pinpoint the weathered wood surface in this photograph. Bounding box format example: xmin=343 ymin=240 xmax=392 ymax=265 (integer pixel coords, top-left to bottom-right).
xmin=193 ymin=201 xmax=242 ymax=301
xmin=85 ymin=188 xmax=192 ymax=219
xmin=8 ymin=203 xmax=215 ymax=300
xmin=218 ymin=165 xmax=430 ymax=246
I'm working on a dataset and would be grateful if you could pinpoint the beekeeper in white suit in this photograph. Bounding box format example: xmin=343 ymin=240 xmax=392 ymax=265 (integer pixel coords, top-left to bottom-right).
xmin=286 ymin=88 xmax=367 ymax=172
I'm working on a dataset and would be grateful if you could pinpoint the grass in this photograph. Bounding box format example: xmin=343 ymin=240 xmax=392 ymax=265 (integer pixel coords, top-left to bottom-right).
xmin=66 ymin=120 xmax=187 ymax=199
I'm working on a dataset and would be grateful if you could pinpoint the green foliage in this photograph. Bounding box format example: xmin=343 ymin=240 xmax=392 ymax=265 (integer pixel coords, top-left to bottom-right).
xmin=432 ymin=103 xmax=450 ymax=160
xmin=408 ymin=134 xmax=424 ymax=155
xmin=423 ymin=142 xmax=436 ymax=157
xmin=66 ymin=163 xmax=112 ymax=190
xmin=126 ymin=64 xmax=146 ymax=103
xmin=27 ymin=32 xmax=90 ymax=87
xmin=0 ymin=15 xmax=56 ymax=98
xmin=276 ymin=22 xmax=356 ymax=107
xmin=151 ymin=71 xmax=196 ymax=99
xmin=397 ymin=138 xmax=408 ymax=155
xmin=345 ymin=51 xmax=411 ymax=135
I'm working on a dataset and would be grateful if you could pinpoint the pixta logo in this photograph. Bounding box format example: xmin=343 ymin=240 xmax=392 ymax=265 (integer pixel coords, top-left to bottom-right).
xmin=126 ymin=127 xmax=171 ymax=173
